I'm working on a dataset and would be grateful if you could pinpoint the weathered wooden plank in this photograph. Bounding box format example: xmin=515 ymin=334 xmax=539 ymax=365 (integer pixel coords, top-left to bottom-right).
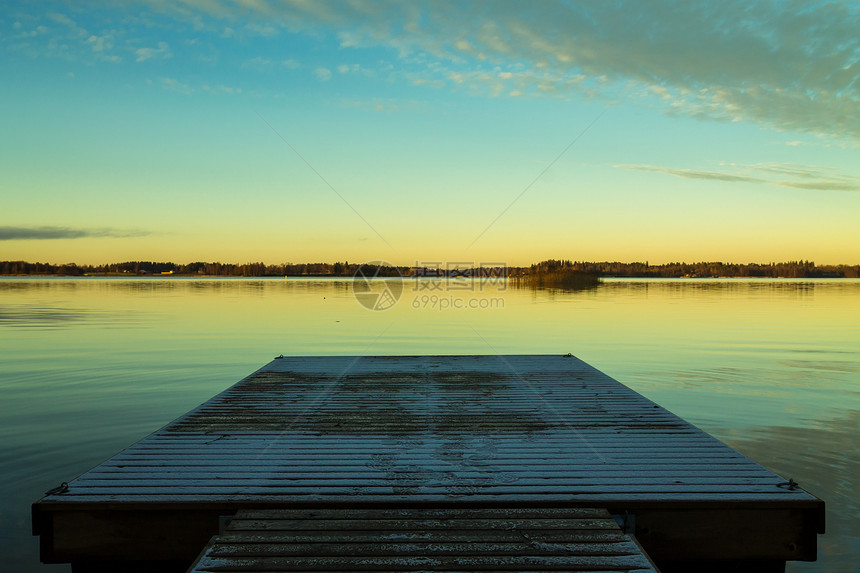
xmin=198 ymin=530 xmax=630 ymax=544
xmin=203 ymin=541 xmax=644 ymax=557
xmin=102 ymin=446 xmax=750 ymax=454
xmin=104 ymin=452 xmax=746 ymax=463
xmin=98 ymin=455 xmax=749 ymax=466
xmin=226 ymin=518 xmax=620 ymax=532
xmin=72 ymin=477 xmax=784 ymax=488
xmin=79 ymin=468 xmax=777 ymax=478
xmin=111 ymin=446 xmax=735 ymax=456
xmin=191 ymin=555 xmax=658 ymax=571
xmin=89 ymin=462 xmax=765 ymax=471
xmin=62 ymin=484 xmax=802 ymax=495
xmin=118 ymin=442 xmax=714 ymax=452
xmin=35 ymin=484 xmax=815 ymax=500
xmin=120 ymin=437 xmax=722 ymax=447
xmin=97 ymin=451 xmax=751 ymax=463
xmin=234 ymin=508 xmax=612 ymax=519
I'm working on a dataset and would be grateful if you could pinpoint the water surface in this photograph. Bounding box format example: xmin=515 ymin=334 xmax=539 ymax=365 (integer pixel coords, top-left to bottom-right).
xmin=0 ymin=277 xmax=857 ymax=571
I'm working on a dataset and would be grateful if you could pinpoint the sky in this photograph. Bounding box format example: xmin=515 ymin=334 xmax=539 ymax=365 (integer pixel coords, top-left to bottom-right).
xmin=1 ymin=0 xmax=858 ymax=267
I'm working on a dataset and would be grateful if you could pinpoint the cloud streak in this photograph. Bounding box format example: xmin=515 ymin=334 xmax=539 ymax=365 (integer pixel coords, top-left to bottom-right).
xmin=617 ymin=163 xmax=860 ymax=192
xmin=0 ymin=226 xmax=151 ymax=241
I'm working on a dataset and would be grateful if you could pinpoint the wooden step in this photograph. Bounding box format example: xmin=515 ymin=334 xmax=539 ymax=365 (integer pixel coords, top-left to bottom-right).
xmin=187 ymin=507 xmax=659 ymax=572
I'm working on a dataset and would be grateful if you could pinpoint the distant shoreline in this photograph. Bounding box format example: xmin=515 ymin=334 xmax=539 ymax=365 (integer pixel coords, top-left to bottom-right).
xmin=1 ymin=274 xmax=857 ymax=280
xmin=1 ymin=259 xmax=858 ymax=279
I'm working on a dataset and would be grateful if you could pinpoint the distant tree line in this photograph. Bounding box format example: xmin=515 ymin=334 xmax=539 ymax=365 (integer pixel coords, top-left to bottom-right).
xmin=0 ymin=260 xmax=408 ymax=277
xmin=1 ymin=259 xmax=858 ymax=278
xmin=526 ymin=259 xmax=860 ymax=278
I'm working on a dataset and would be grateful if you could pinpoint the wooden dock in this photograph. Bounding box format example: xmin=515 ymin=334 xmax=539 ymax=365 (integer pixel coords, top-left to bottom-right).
xmin=32 ymin=355 xmax=824 ymax=572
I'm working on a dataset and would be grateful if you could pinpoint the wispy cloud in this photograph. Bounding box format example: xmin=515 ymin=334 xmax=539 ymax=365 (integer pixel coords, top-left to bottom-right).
xmin=161 ymin=76 xmax=194 ymax=94
xmin=340 ymin=97 xmax=426 ymax=113
xmin=202 ymin=83 xmax=242 ymax=95
xmin=240 ymin=56 xmax=300 ymax=72
xmin=135 ymin=41 xmax=171 ymax=62
xmin=241 ymin=55 xmax=273 ymax=71
xmin=149 ymin=0 xmax=858 ymax=141
xmin=244 ymin=22 xmax=278 ymax=38
xmin=616 ymin=162 xmax=860 ymax=192
xmin=7 ymin=2 xmax=858 ymax=140
xmin=0 ymin=226 xmax=152 ymax=241
xmin=5 ymin=11 xmax=146 ymax=65
xmin=47 ymin=12 xmax=87 ymax=39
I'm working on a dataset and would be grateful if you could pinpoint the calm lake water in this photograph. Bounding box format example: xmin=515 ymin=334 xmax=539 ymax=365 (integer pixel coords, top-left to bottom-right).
xmin=1 ymin=277 xmax=858 ymax=571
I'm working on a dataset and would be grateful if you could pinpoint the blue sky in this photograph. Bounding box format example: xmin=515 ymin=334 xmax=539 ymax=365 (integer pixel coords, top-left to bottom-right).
xmin=1 ymin=0 xmax=858 ymax=266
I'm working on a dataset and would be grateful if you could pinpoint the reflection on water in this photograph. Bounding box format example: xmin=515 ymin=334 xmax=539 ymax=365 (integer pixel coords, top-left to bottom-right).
xmin=719 ymin=409 xmax=860 ymax=572
xmin=778 ymin=359 xmax=860 ymax=374
xmin=0 ymin=305 xmax=98 ymax=326
xmin=0 ymin=277 xmax=858 ymax=571
xmin=0 ymin=304 xmax=147 ymax=329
